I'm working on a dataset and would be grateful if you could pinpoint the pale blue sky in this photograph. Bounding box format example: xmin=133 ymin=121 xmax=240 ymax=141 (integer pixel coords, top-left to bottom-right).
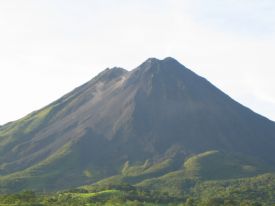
xmin=0 ymin=0 xmax=275 ymax=124
xmin=190 ymin=0 xmax=275 ymax=35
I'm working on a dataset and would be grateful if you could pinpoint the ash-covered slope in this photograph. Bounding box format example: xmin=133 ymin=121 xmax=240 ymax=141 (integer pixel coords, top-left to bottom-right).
xmin=0 ymin=57 xmax=274 ymax=192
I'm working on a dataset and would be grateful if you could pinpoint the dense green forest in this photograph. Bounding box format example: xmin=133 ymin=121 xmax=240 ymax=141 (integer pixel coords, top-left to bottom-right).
xmin=0 ymin=173 xmax=274 ymax=206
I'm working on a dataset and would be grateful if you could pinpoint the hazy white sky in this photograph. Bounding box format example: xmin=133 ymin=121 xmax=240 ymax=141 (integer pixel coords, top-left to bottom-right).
xmin=0 ymin=0 xmax=275 ymax=125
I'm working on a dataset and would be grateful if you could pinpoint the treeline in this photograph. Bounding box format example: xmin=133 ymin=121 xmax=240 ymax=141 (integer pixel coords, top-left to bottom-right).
xmin=0 ymin=189 xmax=272 ymax=206
xmin=0 ymin=174 xmax=274 ymax=206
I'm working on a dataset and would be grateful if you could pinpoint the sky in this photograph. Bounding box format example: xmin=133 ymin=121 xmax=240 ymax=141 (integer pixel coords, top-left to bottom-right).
xmin=0 ymin=0 xmax=275 ymax=125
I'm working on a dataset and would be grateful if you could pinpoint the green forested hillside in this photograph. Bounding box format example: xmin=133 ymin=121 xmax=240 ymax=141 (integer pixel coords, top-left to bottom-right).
xmin=1 ymin=150 xmax=274 ymax=205
xmin=0 ymin=173 xmax=274 ymax=205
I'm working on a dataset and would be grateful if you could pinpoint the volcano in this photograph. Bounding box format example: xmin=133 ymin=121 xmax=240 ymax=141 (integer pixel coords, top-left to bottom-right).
xmin=0 ymin=57 xmax=274 ymax=192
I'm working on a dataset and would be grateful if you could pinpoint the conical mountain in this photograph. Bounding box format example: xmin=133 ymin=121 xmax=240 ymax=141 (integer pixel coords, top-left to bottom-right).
xmin=0 ymin=57 xmax=274 ymax=192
